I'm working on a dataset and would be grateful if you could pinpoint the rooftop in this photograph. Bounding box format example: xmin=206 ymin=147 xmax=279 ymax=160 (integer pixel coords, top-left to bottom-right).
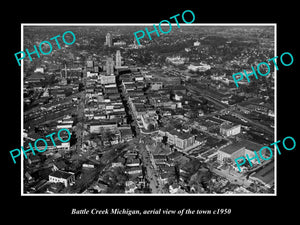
xmin=220 ymin=123 xmax=240 ymax=130
xmin=161 ymin=128 xmax=195 ymax=140
xmin=219 ymin=139 xmax=264 ymax=154
xmin=250 ymin=161 xmax=274 ymax=186
xmin=49 ymin=170 xmax=73 ymax=179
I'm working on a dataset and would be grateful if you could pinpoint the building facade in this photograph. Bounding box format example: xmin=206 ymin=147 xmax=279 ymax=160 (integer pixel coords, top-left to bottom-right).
xmin=106 ymin=57 xmax=114 ymax=75
xmin=217 ymin=140 xmax=268 ymax=170
xmin=116 ymin=50 xmax=122 ymax=67
xmin=160 ymin=129 xmax=196 ymax=151
xmin=100 ymin=75 xmax=116 ymax=85
xmin=49 ymin=170 xmax=75 ymax=187
xmin=105 ymin=33 xmax=112 ymax=47
xmin=220 ymin=123 xmax=241 ymax=137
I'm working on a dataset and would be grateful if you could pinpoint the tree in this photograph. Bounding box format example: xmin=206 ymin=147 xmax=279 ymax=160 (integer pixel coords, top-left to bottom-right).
xmin=188 ymin=167 xmax=212 ymax=193
xmin=70 ymin=131 xmax=77 ymax=146
xmin=162 ymin=136 xmax=168 ymax=145
xmin=148 ymin=124 xmax=155 ymax=131
xmin=103 ymin=131 xmax=116 ymax=146
xmin=78 ymin=83 xmax=84 ymax=92
xmin=223 ymin=158 xmax=232 ymax=171
xmin=174 ymin=163 xmax=180 ymax=182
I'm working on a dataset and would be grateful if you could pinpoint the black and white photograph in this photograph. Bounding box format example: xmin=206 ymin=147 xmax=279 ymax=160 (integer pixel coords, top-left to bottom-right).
xmin=21 ymin=24 xmax=276 ymax=196
xmin=2 ymin=3 xmax=298 ymax=222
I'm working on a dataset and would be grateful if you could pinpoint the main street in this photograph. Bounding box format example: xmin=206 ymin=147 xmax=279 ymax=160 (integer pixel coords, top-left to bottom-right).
xmin=137 ymin=141 xmax=166 ymax=193
xmin=75 ymin=90 xmax=85 ymax=152
xmin=74 ymin=74 xmax=86 ymax=152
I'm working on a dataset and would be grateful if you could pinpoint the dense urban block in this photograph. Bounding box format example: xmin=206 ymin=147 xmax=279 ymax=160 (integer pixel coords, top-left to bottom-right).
xmin=23 ymin=25 xmax=275 ymax=195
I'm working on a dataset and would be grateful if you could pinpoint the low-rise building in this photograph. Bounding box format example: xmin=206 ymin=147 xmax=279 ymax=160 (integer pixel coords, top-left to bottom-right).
xmin=125 ymin=166 xmax=142 ymax=175
xmin=217 ymin=140 xmax=268 ymax=170
xmin=140 ymin=112 xmax=158 ymax=130
xmin=125 ymin=180 xmax=138 ymax=194
xmin=220 ymin=123 xmax=241 ymax=137
xmin=188 ymin=63 xmax=211 ymax=72
xmin=48 ymin=170 xmax=75 ymax=187
xmin=89 ymin=120 xmax=118 ymax=133
xmin=249 ymin=161 xmax=274 ymax=189
xmin=100 ymin=75 xmax=116 ymax=85
xmin=150 ymin=82 xmax=163 ymax=91
xmin=126 ymin=158 xmax=140 ymax=167
xmin=119 ymin=127 xmax=133 ymax=141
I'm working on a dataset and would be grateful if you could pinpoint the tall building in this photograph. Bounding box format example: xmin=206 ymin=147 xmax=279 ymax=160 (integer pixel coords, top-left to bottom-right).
xmin=105 ymin=33 xmax=112 ymax=47
xmin=116 ymin=50 xmax=122 ymax=67
xmin=106 ymin=57 xmax=114 ymax=75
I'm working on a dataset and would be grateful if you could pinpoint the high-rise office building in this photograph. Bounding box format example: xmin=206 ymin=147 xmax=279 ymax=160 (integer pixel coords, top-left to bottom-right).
xmin=116 ymin=50 xmax=122 ymax=67
xmin=106 ymin=57 xmax=114 ymax=75
xmin=105 ymin=33 xmax=112 ymax=47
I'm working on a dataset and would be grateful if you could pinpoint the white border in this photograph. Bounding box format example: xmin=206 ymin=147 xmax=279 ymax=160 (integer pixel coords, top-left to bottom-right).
xmin=21 ymin=23 xmax=277 ymax=196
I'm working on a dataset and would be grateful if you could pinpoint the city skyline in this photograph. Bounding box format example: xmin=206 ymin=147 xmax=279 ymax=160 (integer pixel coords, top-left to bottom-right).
xmin=21 ymin=24 xmax=276 ymax=196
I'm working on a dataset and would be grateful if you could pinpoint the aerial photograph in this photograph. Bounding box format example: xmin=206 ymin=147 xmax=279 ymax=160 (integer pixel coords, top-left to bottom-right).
xmin=22 ymin=24 xmax=275 ymax=195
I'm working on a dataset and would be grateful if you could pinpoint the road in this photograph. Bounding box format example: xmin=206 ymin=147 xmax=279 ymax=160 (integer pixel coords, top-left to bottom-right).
xmin=74 ymin=72 xmax=86 ymax=152
xmin=138 ymin=142 xmax=165 ymax=193
xmin=75 ymin=91 xmax=85 ymax=152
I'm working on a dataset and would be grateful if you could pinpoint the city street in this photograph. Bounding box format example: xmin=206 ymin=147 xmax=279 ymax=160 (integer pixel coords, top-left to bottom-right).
xmin=138 ymin=142 xmax=165 ymax=193
xmin=75 ymin=90 xmax=85 ymax=152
